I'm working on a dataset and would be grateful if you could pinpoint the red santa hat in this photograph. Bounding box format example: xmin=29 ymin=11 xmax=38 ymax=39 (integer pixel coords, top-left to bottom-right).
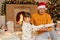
xmin=37 ymin=2 xmax=47 ymax=9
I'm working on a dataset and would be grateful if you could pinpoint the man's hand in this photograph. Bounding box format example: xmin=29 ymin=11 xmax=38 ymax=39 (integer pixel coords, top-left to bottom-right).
xmin=39 ymin=27 xmax=48 ymax=32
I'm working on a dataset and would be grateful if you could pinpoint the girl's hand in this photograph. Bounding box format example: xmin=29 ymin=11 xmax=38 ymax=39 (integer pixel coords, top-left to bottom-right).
xmin=39 ymin=27 xmax=48 ymax=32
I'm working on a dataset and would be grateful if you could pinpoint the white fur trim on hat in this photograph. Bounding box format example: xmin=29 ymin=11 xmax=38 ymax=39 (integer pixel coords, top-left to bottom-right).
xmin=37 ymin=5 xmax=47 ymax=9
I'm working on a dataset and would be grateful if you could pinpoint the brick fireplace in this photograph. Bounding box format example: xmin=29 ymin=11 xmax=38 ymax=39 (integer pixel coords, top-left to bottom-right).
xmin=6 ymin=4 xmax=37 ymax=31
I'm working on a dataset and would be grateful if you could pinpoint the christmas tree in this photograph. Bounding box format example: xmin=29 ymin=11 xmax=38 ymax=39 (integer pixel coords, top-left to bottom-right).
xmin=47 ymin=0 xmax=60 ymax=23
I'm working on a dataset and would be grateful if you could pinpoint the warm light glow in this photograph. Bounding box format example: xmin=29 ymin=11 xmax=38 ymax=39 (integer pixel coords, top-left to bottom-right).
xmin=19 ymin=14 xmax=23 ymax=24
xmin=20 ymin=14 xmax=23 ymax=22
xmin=0 ymin=39 xmax=2 ymax=40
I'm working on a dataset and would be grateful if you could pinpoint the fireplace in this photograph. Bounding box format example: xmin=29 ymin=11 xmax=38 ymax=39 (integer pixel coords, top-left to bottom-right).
xmin=6 ymin=4 xmax=37 ymax=31
xmin=16 ymin=12 xmax=23 ymax=24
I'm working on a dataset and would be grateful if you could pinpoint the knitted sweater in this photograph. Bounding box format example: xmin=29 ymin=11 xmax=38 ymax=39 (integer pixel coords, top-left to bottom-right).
xmin=30 ymin=13 xmax=52 ymax=34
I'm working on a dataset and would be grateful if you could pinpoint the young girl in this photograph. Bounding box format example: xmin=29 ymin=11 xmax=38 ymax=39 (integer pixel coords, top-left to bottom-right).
xmin=22 ymin=12 xmax=33 ymax=40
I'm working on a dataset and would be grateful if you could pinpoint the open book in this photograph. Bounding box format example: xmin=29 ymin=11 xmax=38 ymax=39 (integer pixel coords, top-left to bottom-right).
xmin=32 ymin=23 xmax=56 ymax=31
xmin=31 ymin=23 xmax=56 ymax=37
